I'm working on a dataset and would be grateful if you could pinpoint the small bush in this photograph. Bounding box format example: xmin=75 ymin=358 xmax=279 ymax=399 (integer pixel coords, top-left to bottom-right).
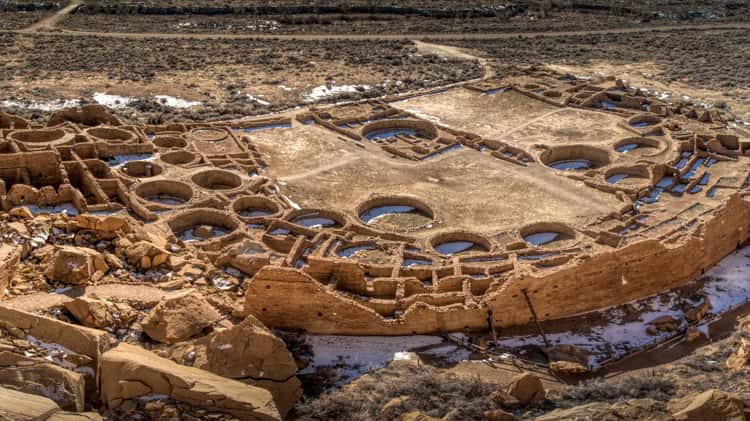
xmin=292 ymin=364 xmax=502 ymax=420
xmin=559 ymin=373 xmax=675 ymax=404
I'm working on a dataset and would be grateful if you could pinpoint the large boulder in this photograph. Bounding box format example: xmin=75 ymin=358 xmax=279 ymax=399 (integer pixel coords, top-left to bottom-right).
xmin=45 ymin=246 xmax=108 ymax=285
xmin=100 ymin=343 xmax=280 ymax=420
xmin=0 ymin=386 xmax=60 ymax=420
xmin=169 ymin=315 xmax=301 ymax=416
xmin=141 ymin=289 xmax=221 ymax=344
xmin=64 ymin=297 xmax=137 ymax=329
xmin=671 ymin=389 xmax=746 ymax=421
xmin=506 ymin=372 xmax=545 ymax=406
xmin=0 ymin=363 xmax=85 ymax=411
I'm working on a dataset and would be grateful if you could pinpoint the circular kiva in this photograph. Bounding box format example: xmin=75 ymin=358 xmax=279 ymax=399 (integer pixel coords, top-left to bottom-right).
xmin=119 ymin=161 xmax=164 ymax=178
xmin=232 ymin=195 xmax=282 ymax=220
xmin=152 ymin=135 xmax=188 ymax=149
xmin=429 ymin=231 xmax=492 ymax=256
xmin=539 ymin=145 xmax=610 ymax=171
xmin=520 ymin=222 xmax=577 ymax=247
xmin=190 ymin=128 xmax=228 ymax=142
xmin=85 ymin=127 xmax=136 ymax=143
xmin=604 ymin=166 xmax=650 ymax=185
xmin=134 ymin=180 xmax=193 ymax=207
xmin=287 ymin=208 xmax=348 ymax=229
xmin=8 ymin=129 xmax=74 ymax=150
xmin=628 ymin=114 xmax=662 ymax=128
xmin=361 ymin=119 xmax=438 ymax=141
xmin=166 ymin=208 xmax=240 ymax=243
xmin=191 ymin=169 xmax=243 ymax=191
xmin=160 ymin=150 xmax=201 ymax=166
xmin=613 ymin=137 xmax=662 ymax=156
xmin=356 ymin=195 xmax=435 ymax=232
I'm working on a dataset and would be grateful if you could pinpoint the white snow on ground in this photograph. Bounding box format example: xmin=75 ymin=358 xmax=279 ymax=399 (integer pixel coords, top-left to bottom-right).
xmin=404 ymin=109 xmax=443 ymax=125
xmin=24 ymin=203 xmax=79 ymax=216
xmin=246 ymin=94 xmax=271 ymax=106
xmin=496 ymin=246 xmax=750 ymax=368
xmin=105 ymin=153 xmax=155 ymax=167
xmin=301 ymin=335 xmax=469 ymax=384
xmin=154 ymin=95 xmax=202 ymax=108
xmin=278 ymin=85 xmax=293 ymax=92
xmin=1 ymin=99 xmax=81 ymax=111
xmin=93 ymin=92 xmax=134 ymax=109
xmin=304 ymin=84 xmax=370 ymax=102
xmin=304 ymin=246 xmax=750 ymax=384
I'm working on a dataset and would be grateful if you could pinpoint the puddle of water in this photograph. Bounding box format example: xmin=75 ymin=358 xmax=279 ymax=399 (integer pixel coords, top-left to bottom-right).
xmin=402 ymin=258 xmax=432 ymax=267
xmin=615 ymin=143 xmax=641 ymax=153
xmin=524 ymin=232 xmax=559 ymax=246
xmin=361 ymin=205 xmax=419 ymax=224
xmin=435 ymin=241 xmax=482 ymax=255
xmin=548 ymin=159 xmax=593 ymax=170
xmin=424 ymin=144 xmax=463 ymax=159
xmin=239 ymin=209 xmax=272 ymax=218
xmin=145 ymin=195 xmax=186 ymax=206
xmin=269 ymin=227 xmax=291 ymax=236
xmin=106 ymin=154 xmax=153 ymax=167
xmin=630 ymin=121 xmax=652 ymax=128
xmin=707 ymin=187 xmax=718 ymax=198
xmin=519 ymin=251 xmax=559 ymax=261
xmin=293 ymin=216 xmax=338 ymax=229
xmin=672 ymin=183 xmax=687 ymax=194
xmin=337 ymin=245 xmax=377 ymax=258
xmin=365 ymin=128 xmax=418 ymax=141
xmin=601 ymin=101 xmax=618 ymax=110
xmin=606 ymin=173 xmax=630 ymax=184
xmin=699 ymin=173 xmax=710 ymax=185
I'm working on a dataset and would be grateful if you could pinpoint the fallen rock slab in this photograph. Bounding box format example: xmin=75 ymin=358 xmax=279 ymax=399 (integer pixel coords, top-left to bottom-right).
xmin=100 ymin=343 xmax=280 ymax=420
xmin=0 ymin=363 xmax=85 ymax=411
xmin=142 ymin=289 xmax=221 ymax=344
xmin=45 ymin=246 xmax=108 ymax=285
xmin=169 ymin=315 xmax=300 ymax=415
xmin=64 ymin=297 xmax=137 ymax=330
xmin=671 ymin=389 xmax=746 ymax=421
xmin=507 ymin=372 xmax=545 ymax=406
xmin=0 ymin=385 xmax=61 ymax=420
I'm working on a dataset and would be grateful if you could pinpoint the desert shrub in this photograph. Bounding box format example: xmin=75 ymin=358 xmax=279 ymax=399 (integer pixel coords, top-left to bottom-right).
xmin=292 ymin=364 xmax=501 ymax=420
xmin=559 ymin=373 xmax=675 ymax=404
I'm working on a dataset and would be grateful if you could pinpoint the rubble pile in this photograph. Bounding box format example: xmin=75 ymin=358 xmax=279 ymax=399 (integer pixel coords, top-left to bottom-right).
xmin=0 ymin=211 xmax=301 ymax=420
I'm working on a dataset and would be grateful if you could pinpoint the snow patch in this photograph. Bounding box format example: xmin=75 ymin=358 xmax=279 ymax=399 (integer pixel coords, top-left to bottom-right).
xmin=304 ymin=84 xmax=370 ymax=102
xmin=1 ymin=98 xmax=81 ymax=111
xmin=93 ymin=92 xmax=134 ymax=109
xmin=154 ymin=95 xmax=202 ymax=108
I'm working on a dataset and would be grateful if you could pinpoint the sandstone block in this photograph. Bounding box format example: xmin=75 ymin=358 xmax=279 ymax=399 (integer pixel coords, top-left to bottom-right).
xmin=506 ymin=372 xmax=545 ymax=406
xmin=100 ymin=343 xmax=280 ymax=420
xmin=142 ymin=289 xmax=221 ymax=344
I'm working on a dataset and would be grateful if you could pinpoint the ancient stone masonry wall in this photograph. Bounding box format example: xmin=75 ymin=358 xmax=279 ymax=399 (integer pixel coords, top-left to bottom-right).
xmin=0 ymin=69 xmax=747 ymax=336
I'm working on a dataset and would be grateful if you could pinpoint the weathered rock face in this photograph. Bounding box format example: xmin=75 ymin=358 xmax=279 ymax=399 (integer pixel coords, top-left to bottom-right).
xmin=535 ymin=399 xmax=670 ymax=420
xmin=141 ymin=289 xmax=221 ymax=344
xmin=64 ymin=297 xmax=138 ymax=330
xmin=506 ymin=373 xmax=545 ymax=406
xmin=122 ymin=240 xmax=171 ymax=270
xmin=0 ymin=386 xmax=61 ymax=420
xmin=100 ymin=343 xmax=281 ymax=421
xmin=45 ymin=246 xmax=109 ymax=285
xmin=169 ymin=315 xmax=301 ymax=416
xmin=0 ymin=243 xmax=22 ymax=293
xmin=549 ymin=360 xmax=589 ymax=376
xmin=671 ymin=389 xmax=746 ymax=421
xmin=0 ymin=306 xmax=112 ymax=406
xmin=0 ymin=363 xmax=85 ymax=411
